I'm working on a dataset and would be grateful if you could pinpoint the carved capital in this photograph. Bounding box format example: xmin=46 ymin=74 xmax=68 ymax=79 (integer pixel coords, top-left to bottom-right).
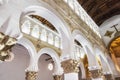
xmin=89 ymin=68 xmax=102 ymax=79
xmin=53 ymin=75 xmax=62 ymax=80
xmin=61 ymin=59 xmax=79 ymax=73
xmin=25 ymin=71 xmax=38 ymax=80
xmin=104 ymin=73 xmax=113 ymax=80
xmin=0 ymin=32 xmax=17 ymax=61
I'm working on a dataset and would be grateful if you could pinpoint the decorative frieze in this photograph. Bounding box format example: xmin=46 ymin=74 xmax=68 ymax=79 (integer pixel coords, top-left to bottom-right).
xmin=53 ymin=75 xmax=63 ymax=80
xmin=61 ymin=59 xmax=79 ymax=73
xmin=25 ymin=71 xmax=38 ymax=80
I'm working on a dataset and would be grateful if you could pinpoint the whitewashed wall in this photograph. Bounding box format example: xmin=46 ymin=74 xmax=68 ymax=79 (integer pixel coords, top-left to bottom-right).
xmin=0 ymin=45 xmax=30 ymax=80
xmin=100 ymin=15 xmax=120 ymax=46
xmin=37 ymin=54 xmax=54 ymax=80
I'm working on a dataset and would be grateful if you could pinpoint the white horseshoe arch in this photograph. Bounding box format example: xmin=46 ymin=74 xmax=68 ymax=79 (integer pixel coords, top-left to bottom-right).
xmin=72 ymin=30 xmax=99 ymax=67
xmin=17 ymin=37 xmax=38 ymax=71
xmin=20 ymin=5 xmax=72 ymax=59
xmin=79 ymin=61 xmax=86 ymax=79
xmin=37 ymin=47 xmax=63 ymax=75
xmin=94 ymin=45 xmax=111 ymax=72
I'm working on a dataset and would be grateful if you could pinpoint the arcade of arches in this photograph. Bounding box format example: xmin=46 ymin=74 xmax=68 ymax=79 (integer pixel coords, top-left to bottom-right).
xmin=0 ymin=0 xmax=120 ymax=80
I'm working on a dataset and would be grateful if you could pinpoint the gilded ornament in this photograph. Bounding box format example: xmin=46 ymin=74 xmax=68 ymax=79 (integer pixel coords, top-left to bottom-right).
xmin=53 ymin=75 xmax=62 ymax=80
xmin=61 ymin=59 xmax=79 ymax=73
xmin=89 ymin=69 xmax=102 ymax=79
xmin=104 ymin=73 xmax=113 ymax=80
xmin=0 ymin=32 xmax=17 ymax=61
xmin=26 ymin=71 xmax=38 ymax=80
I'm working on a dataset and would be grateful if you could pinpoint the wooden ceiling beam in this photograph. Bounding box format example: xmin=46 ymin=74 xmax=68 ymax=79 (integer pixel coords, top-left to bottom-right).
xmin=89 ymin=0 xmax=107 ymax=17
xmin=87 ymin=2 xmax=96 ymax=13
xmin=77 ymin=0 xmax=120 ymax=26
xmin=81 ymin=0 xmax=88 ymax=6
xmin=94 ymin=2 xmax=120 ymax=21
xmin=82 ymin=0 xmax=93 ymax=8
xmin=77 ymin=0 xmax=84 ymax=4
xmin=96 ymin=9 xmax=120 ymax=25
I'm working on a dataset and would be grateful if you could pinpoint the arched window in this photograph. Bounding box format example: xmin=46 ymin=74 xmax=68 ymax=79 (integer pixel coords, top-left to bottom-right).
xmin=31 ymin=25 xmax=40 ymax=38
xmin=21 ymin=20 xmax=31 ymax=34
xmin=48 ymin=33 xmax=54 ymax=45
xmin=40 ymin=29 xmax=47 ymax=42
xmin=54 ymin=36 xmax=60 ymax=48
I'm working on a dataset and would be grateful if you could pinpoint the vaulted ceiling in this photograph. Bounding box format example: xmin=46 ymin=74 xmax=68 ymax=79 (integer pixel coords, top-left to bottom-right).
xmin=77 ymin=0 xmax=120 ymax=26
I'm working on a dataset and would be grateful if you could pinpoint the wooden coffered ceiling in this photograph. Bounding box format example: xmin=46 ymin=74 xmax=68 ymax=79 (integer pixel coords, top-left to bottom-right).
xmin=77 ymin=0 xmax=120 ymax=26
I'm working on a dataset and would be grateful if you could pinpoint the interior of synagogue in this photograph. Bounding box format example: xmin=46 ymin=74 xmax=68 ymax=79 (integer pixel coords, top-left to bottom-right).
xmin=0 ymin=0 xmax=120 ymax=80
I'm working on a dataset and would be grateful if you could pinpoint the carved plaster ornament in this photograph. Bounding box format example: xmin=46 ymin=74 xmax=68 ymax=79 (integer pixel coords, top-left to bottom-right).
xmin=5 ymin=51 xmax=14 ymax=62
xmin=25 ymin=71 xmax=38 ymax=80
xmin=61 ymin=59 xmax=79 ymax=73
xmin=104 ymin=30 xmax=114 ymax=38
xmin=0 ymin=51 xmax=8 ymax=56
xmin=88 ymin=66 xmax=102 ymax=79
xmin=0 ymin=50 xmax=9 ymax=61
xmin=6 ymin=37 xmax=17 ymax=46
xmin=0 ymin=50 xmax=15 ymax=62
xmin=0 ymin=35 xmax=17 ymax=61
xmin=0 ymin=43 xmax=5 ymax=50
xmin=0 ymin=17 xmax=18 ymax=61
xmin=0 ymin=32 xmax=5 ymax=42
